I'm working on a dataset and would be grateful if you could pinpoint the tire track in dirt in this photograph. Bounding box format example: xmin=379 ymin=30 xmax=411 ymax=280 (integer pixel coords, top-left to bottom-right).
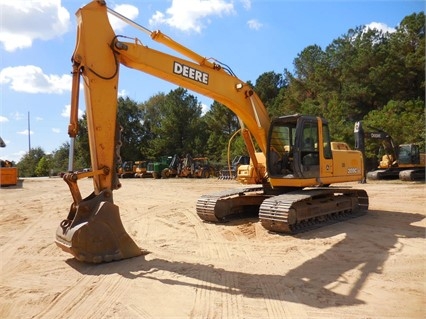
xmin=33 ymin=269 xmax=132 ymax=319
xmin=183 ymin=208 xmax=229 ymax=318
xmin=185 ymin=208 xmax=249 ymax=318
xmin=0 ymin=199 xmax=51 ymax=277
xmin=126 ymin=303 xmax=154 ymax=318
xmin=189 ymin=267 xmax=217 ymax=319
xmin=183 ymin=203 xmax=247 ymax=318
xmin=220 ymin=271 xmax=245 ymax=319
xmin=187 ymin=209 xmax=312 ymax=318
xmin=205 ymin=224 xmax=288 ymax=318
xmin=118 ymin=191 xmax=234 ymax=319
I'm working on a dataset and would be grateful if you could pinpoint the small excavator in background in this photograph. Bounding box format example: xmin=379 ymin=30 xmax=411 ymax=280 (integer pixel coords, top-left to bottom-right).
xmin=354 ymin=121 xmax=425 ymax=181
xmin=55 ymin=1 xmax=368 ymax=263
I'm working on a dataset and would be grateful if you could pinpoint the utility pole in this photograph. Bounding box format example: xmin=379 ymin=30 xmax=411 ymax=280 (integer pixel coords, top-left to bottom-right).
xmin=28 ymin=111 xmax=31 ymax=153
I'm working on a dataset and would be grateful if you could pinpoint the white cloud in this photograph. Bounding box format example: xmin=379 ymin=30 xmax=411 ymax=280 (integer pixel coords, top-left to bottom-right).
xmin=118 ymin=89 xmax=128 ymax=97
xmin=61 ymin=104 xmax=84 ymax=119
xmin=200 ymin=102 xmax=209 ymax=115
xmin=240 ymin=0 xmax=251 ymax=10
xmin=108 ymin=4 xmax=139 ymax=32
xmin=52 ymin=128 xmax=61 ymax=133
xmin=0 ymin=116 xmax=8 ymax=123
xmin=364 ymin=22 xmax=396 ymax=34
xmin=10 ymin=112 xmax=25 ymax=121
xmin=0 ymin=65 xmax=72 ymax=94
xmin=149 ymin=0 xmax=235 ymax=33
xmin=0 ymin=0 xmax=70 ymax=52
xmin=17 ymin=129 xmax=34 ymax=136
xmin=35 ymin=116 xmax=43 ymax=121
xmin=247 ymin=19 xmax=262 ymax=30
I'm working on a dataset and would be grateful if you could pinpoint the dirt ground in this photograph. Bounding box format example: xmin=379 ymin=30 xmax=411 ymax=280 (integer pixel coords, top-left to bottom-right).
xmin=0 ymin=177 xmax=425 ymax=319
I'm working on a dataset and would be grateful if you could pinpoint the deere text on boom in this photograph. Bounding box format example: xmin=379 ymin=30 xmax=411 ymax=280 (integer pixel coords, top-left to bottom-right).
xmin=173 ymin=61 xmax=209 ymax=85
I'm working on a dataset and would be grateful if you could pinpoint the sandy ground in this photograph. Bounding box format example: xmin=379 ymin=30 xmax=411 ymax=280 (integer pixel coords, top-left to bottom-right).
xmin=0 ymin=177 xmax=425 ymax=319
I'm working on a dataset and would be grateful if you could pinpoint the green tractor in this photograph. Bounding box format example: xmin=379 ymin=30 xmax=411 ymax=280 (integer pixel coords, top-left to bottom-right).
xmin=152 ymin=155 xmax=174 ymax=179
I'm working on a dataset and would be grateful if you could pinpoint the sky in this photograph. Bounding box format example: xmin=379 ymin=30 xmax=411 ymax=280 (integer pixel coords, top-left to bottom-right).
xmin=0 ymin=0 xmax=424 ymax=163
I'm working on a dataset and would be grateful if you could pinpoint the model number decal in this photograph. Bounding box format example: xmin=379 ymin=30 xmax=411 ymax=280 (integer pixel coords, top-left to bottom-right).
xmin=173 ymin=61 xmax=209 ymax=85
xmin=347 ymin=167 xmax=359 ymax=174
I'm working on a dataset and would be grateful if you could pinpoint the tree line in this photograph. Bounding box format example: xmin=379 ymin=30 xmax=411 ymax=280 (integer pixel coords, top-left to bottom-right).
xmin=17 ymin=12 xmax=424 ymax=177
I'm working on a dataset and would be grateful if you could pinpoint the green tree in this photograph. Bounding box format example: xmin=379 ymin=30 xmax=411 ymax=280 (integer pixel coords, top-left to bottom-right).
xmin=148 ymin=88 xmax=204 ymax=156
xmin=17 ymin=147 xmax=46 ymax=177
xmin=203 ymin=100 xmax=242 ymax=161
xmin=363 ymin=100 xmax=425 ymax=150
xmin=73 ymin=114 xmax=90 ymax=170
xmin=253 ymin=71 xmax=286 ymax=117
xmin=385 ymin=12 xmax=425 ymax=101
xmin=35 ymin=155 xmax=52 ymax=177
xmin=117 ymin=97 xmax=145 ymax=161
xmin=281 ymin=12 xmax=424 ymax=145
xmin=51 ymin=142 xmax=71 ymax=174
xmin=139 ymin=92 xmax=168 ymax=159
xmin=69 ymin=97 xmax=145 ymax=170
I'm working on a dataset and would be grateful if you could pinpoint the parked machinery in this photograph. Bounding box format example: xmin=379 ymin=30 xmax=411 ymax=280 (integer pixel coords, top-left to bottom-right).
xmin=219 ymin=155 xmax=250 ymax=180
xmin=0 ymin=136 xmax=18 ymax=187
xmin=161 ymin=154 xmax=213 ymax=178
xmin=161 ymin=154 xmax=194 ymax=178
xmin=354 ymin=121 xmax=425 ymax=181
xmin=191 ymin=157 xmax=215 ymax=178
xmin=160 ymin=154 xmax=180 ymax=178
xmin=134 ymin=160 xmax=152 ymax=178
xmin=117 ymin=161 xmax=136 ymax=178
xmin=177 ymin=154 xmax=195 ymax=178
xmin=152 ymin=155 xmax=173 ymax=179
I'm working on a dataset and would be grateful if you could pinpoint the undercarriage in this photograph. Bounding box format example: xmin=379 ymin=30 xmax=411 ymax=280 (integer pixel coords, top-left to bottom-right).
xmin=196 ymin=186 xmax=369 ymax=233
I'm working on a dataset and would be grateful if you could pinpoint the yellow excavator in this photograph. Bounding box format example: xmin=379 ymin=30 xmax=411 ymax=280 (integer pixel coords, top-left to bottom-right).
xmin=56 ymin=0 xmax=368 ymax=263
xmin=354 ymin=121 xmax=425 ymax=181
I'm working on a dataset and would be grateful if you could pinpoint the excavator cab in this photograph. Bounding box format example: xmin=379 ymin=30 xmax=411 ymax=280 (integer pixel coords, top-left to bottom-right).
xmin=398 ymin=144 xmax=420 ymax=165
xmin=267 ymin=114 xmax=329 ymax=180
xmin=267 ymin=114 xmax=364 ymax=190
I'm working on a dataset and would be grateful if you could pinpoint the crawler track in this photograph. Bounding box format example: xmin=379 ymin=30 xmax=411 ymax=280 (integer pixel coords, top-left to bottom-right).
xmin=399 ymin=169 xmax=425 ymax=181
xmin=196 ymin=186 xmax=267 ymax=222
xmin=259 ymin=188 xmax=369 ymax=233
xmin=196 ymin=186 xmax=369 ymax=233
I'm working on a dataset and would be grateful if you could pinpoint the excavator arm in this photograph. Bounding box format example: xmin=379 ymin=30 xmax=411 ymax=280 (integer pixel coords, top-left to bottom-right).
xmin=56 ymin=0 xmax=270 ymax=262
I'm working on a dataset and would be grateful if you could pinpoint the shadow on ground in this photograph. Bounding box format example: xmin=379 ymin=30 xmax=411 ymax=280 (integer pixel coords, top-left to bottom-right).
xmin=66 ymin=209 xmax=424 ymax=309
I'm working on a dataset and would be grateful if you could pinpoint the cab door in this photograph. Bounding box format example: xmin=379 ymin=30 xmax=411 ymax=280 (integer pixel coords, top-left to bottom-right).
xmin=293 ymin=118 xmax=320 ymax=178
xmin=318 ymin=120 xmax=334 ymax=180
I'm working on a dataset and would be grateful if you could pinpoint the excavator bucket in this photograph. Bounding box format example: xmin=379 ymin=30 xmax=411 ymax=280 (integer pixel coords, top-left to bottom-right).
xmin=55 ymin=190 xmax=142 ymax=263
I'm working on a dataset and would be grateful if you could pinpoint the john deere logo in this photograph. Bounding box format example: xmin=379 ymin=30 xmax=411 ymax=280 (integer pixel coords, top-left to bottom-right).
xmin=173 ymin=61 xmax=209 ymax=85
